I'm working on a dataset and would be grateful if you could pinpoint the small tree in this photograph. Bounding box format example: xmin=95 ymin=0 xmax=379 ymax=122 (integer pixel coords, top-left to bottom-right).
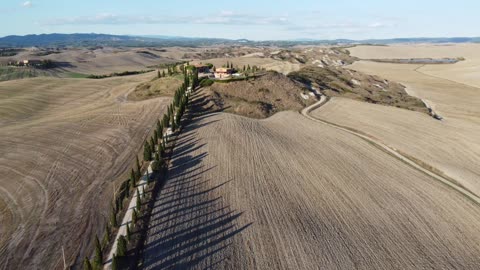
xmin=157 ymin=70 xmax=161 ymax=78
xmin=116 ymin=236 xmax=127 ymax=257
xmin=111 ymin=254 xmax=118 ymax=270
xmin=83 ymin=257 xmax=93 ymax=270
xmin=136 ymin=189 xmax=141 ymax=211
xmin=104 ymin=223 xmax=111 ymax=242
xmin=142 ymin=186 xmax=146 ymax=199
xmin=151 ymin=160 xmax=159 ymax=172
xmin=154 ymin=130 xmax=158 ymax=144
xmin=93 ymin=235 xmax=103 ymax=267
xmin=132 ymin=209 xmax=138 ymax=225
xmin=103 ymin=225 xmax=110 ymax=246
xmin=143 ymin=142 xmax=152 ymax=161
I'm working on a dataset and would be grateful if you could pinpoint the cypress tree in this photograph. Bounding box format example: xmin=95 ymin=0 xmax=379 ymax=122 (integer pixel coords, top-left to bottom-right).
xmin=111 ymin=254 xmax=118 ymax=270
xmin=171 ymin=117 xmax=176 ymax=132
xmin=132 ymin=209 xmax=138 ymax=225
xmin=130 ymin=169 xmax=136 ymax=184
xmin=136 ymin=156 xmax=141 ymax=178
xmin=136 ymin=188 xmax=141 ymax=211
xmin=83 ymin=257 xmax=93 ymax=270
xmin=105 ymin=223 xmax=111 ymax=241
xmin=154 ymin=130 xmax=158 ymax=144
xmin=156 ymin=119 xmax=161 ymax=133
xmin=163 ymin=114 xmax=169 ymax=128
xmin=116 ymin=236 xmax=127 ymax=257
xmin=154 ymin=152 xmax=160 ymax=162
xmin=129 ymin=177 xmax=134 ymax=190
xmin=157 ymin=70 xmax=161 ymax=78
xmin=162 ymin=70 xmax=166 ymax=77
xmin=150 ymin=137 xmax=156 ymax=149
xmin=144 ymin=141 xmax=152 ymax=161
xmin=93 ymin=235 xmax=102 ymax=267
xmin=142 ymin=186 xmax=146 ymax=199
xmin=126 ymin=223 xmax=131 ymax=242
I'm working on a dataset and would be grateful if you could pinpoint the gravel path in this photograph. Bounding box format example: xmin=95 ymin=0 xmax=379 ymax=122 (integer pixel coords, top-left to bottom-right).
xmin=104 ymin=163 xmax=151 ymax=269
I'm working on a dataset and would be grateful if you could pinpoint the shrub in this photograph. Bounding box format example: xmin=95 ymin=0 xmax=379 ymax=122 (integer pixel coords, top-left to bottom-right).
xmin=200 ymin=78 xmax=215 ymax=87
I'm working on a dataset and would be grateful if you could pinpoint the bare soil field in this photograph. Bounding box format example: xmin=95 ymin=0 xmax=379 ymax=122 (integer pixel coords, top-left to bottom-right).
xmin=0 ymin=72 xmax=169 ymax=269
xmin=313 ymin=97 xmax=480 ymax=196
xmin=309 ymin=44 xmax=480 ymax=197
xmin=2 ymin=47 xmax=177 ymax=76
xmin=143 ymin=92 xmax=480 ymax=269
xmin=349 ymin=44 xmax=480 ymax=88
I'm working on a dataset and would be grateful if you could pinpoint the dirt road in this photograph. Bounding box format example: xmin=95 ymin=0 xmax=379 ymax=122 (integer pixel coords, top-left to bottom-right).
xmin=302 ymin=96 xmax=480 ymax=206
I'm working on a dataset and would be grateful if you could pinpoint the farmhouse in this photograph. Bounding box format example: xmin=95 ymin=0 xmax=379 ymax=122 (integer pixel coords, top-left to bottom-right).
xmin=8 ymin=59 xmax=44 ymax=67
xmin=22 ymin=59 xmax=43 ymax=67
xmin=194 ymin=64 xmax=210 ymax=73
xmin=214 ymin=67 xmax=233 ymax=79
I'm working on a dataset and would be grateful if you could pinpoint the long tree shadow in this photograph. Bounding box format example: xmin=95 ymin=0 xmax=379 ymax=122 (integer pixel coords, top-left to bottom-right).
xmin=142 ymin=92 xmax=251 ymax=269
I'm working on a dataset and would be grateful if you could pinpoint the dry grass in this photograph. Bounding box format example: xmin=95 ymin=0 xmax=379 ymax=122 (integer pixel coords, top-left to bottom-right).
xmin=205 ymin=71 xmax=314 ymax=118
xmin=142 ymin=92 xmax=480 ymax=269
xmin=288 ymin=66 xmax=428 ymax=113
xmin=191 ymin=57 xmax=301 ymax=74
xmin=0 ymin=73 xmax=169 ymax=269
xmin=128 ymin=75 xmax=183 ymax=101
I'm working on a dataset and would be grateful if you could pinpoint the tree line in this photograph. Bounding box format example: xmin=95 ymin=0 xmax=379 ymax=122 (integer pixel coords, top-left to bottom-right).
xmin=83 ymin=65 xmax=198 ymax=270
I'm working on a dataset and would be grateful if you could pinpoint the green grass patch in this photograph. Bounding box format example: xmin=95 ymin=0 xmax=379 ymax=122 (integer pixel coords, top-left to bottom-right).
xmin=64 ymin=72 xmax=90 ymax=78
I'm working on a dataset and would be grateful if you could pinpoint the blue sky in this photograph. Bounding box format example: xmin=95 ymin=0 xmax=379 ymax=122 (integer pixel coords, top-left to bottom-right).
xmin=1 ymin=0 xmax=479 ymax=40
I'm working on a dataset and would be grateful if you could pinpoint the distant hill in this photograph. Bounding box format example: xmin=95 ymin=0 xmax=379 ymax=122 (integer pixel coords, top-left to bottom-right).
xmin=0 ymin=33 xmax=140 ymax=47
xmin=0 ymin=33 xmax=479 ymax=48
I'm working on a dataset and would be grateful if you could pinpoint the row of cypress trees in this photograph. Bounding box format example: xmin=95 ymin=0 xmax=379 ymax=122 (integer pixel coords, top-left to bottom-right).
xmin=84 ymin=65 xmax=196 ymax=270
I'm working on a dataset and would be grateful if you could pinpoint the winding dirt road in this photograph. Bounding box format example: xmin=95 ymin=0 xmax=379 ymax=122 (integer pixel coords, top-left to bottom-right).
xmin=302 ymin=96 xmax=480 ymax=206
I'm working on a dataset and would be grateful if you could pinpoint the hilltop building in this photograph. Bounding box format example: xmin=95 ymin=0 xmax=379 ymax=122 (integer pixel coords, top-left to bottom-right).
xmin=214 ymin=67 xmax=234 ymax=79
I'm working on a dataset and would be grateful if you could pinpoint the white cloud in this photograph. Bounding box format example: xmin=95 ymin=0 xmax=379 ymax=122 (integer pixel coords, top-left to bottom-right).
xmin=22 ymin=1 xmax=32 ymax=8
xmin=42 ymin=12 xmax=289 ymax=26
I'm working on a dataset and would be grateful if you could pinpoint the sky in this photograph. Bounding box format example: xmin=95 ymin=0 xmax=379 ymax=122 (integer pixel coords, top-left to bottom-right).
xmin=1 ymin=0 xmax=479 ymax=40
